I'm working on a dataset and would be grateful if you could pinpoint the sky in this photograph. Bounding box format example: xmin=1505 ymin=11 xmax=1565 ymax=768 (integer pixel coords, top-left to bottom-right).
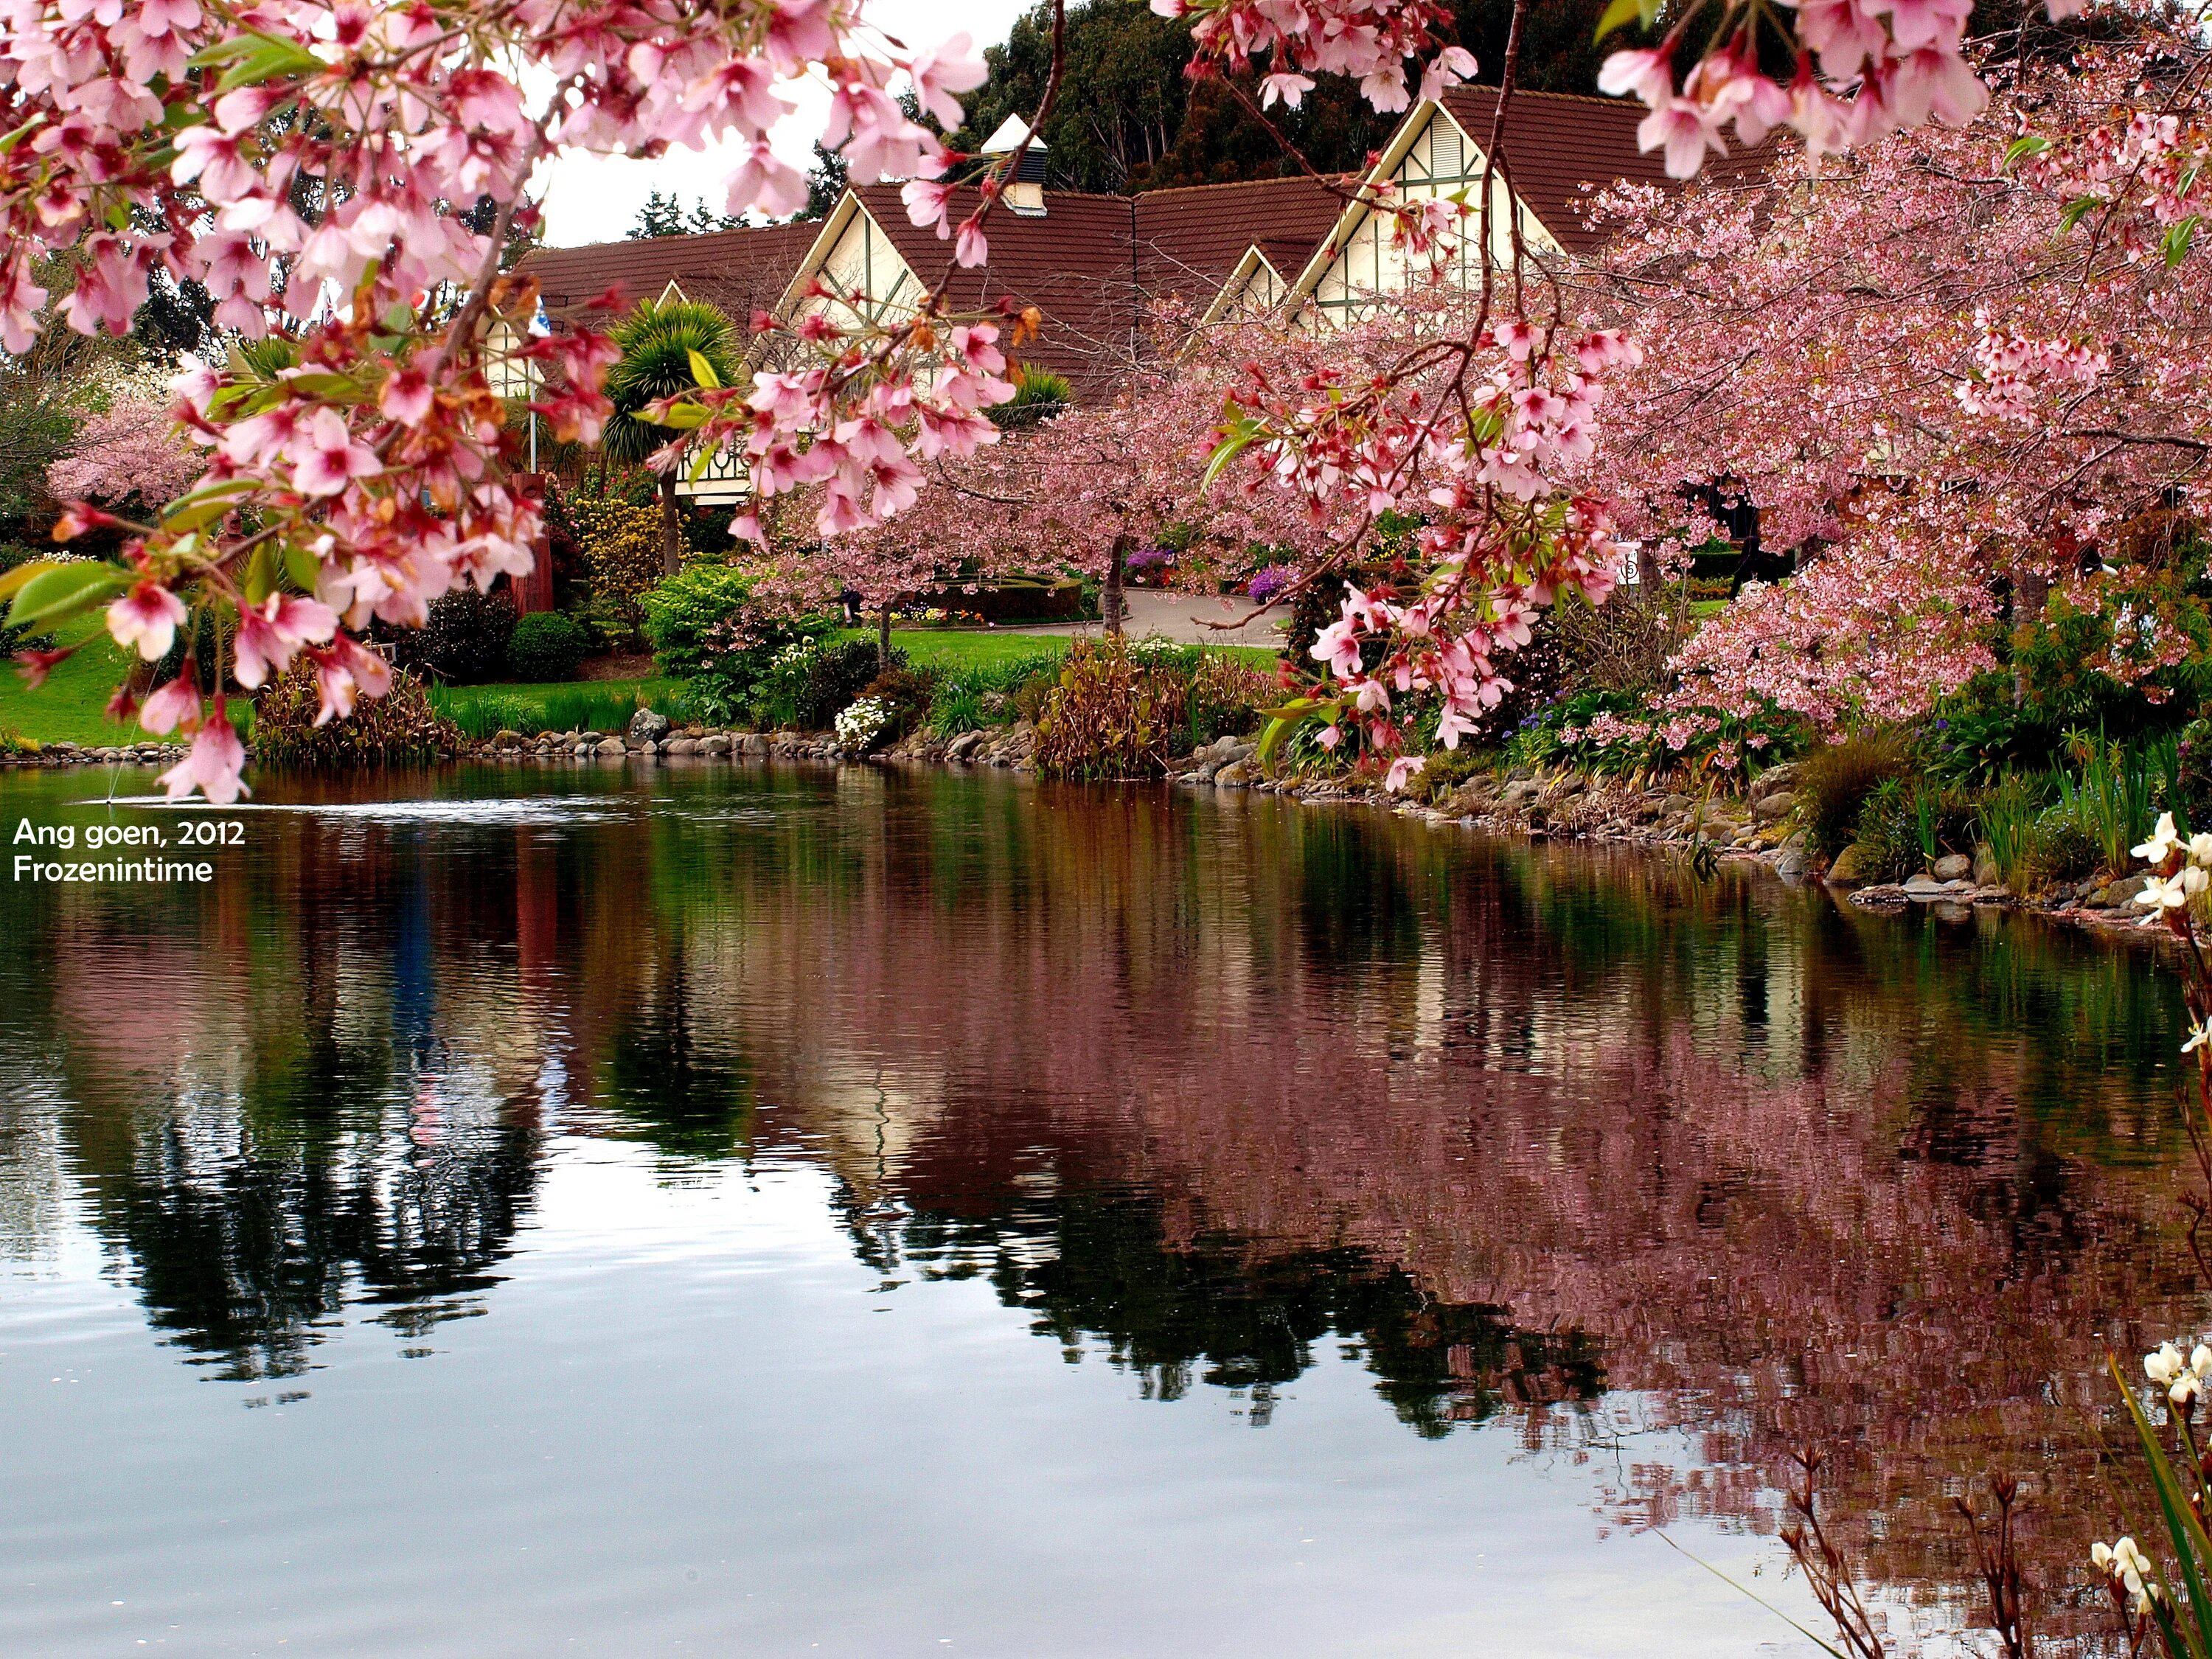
xmin=533 ymin=0 xmax=1037 ymax=248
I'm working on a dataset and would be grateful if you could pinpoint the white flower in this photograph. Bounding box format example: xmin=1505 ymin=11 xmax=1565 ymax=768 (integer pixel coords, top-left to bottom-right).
xmin=2104 ymin=1537 xmax=2160 ymax=1612
xmin=2185 ymin=1023 xmax=2211 ymax=1054
xmin=2189 ymin=832 xmax=2212 ymax=867
xmin=2193 ymin=1343 xmax=2212 ymax=1377
xmin=2137 ymin=872 xmax=2191 ymax=911
xmin=2137 ymin=812 xmax=2185 ymax=865
xmin=2147 ymin=1343 xmax=2185 ymax=1385
xmin=834 ymin=695 xmax=895 ymax=752
xmin=2173 ymin=1372 xmax=2201 ymax=1408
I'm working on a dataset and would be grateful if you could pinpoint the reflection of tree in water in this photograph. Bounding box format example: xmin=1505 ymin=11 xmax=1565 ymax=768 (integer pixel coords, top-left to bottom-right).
xmin=598 ymin=955 xmax=756 ymax=1160
xmin=99 ymin=1106 xmax=540 ymax=1380
xmin=844 ymin=1186 xmax=1604 ymax=1436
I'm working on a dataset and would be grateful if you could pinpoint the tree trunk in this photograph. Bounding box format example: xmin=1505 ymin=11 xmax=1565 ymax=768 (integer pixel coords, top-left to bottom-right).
xmin=878 ymin=602 xmax=892 ymax=671
xmin=1104 ymin=534 xmax=1128 ymax=639
xmin=658 ymin=472 xmax=681 ymax=578
xmin=2012 ymin=563 xmax=2051 ymax=708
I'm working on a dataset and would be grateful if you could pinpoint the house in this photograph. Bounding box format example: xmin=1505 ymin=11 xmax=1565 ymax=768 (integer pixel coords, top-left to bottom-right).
xmin=515 ymin=89 xmax=1750 ymax=500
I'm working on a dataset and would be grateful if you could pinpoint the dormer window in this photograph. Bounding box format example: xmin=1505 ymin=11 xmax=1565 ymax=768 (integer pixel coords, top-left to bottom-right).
xmin=979 ymin=115 xmax=1048 ymax=218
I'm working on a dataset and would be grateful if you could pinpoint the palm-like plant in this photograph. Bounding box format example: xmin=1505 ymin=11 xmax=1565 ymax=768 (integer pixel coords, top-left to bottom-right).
xmin=603 ymin=298 xmax=740 ymax=577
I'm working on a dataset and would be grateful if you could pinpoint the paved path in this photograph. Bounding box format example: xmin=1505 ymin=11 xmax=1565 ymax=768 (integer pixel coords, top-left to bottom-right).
xmin=998 ymin=588 xmax=1289 ymax=649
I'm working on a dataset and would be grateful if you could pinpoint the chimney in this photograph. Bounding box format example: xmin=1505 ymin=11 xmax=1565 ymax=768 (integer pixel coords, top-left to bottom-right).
xmin=980 ymin=114 xmax=1048 ymax=217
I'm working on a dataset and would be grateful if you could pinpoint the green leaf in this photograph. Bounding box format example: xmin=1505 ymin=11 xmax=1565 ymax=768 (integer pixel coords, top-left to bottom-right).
xmin=2060 ymin=195 xmax=2102 ymax=234
xmin=6 ymin=562 xmax=128 ymax=630
xmin=160 ymin=478 xmax=257 ymax=534
xmin=2002 ymin=134 xmax=2049 ymax=170
xmin=243 ymin=543 xmax=277 ymax=605
xmin=209 ymin=32 xmax=322 ymax=95
xmin=686 ymin=444 xmax=721 ymax=483
xmin=2109 ymin=1355 xmax=2212 ymax=1659
xmin=1202 ymin=416 xmax=1264 ymax=492
xmin=282 ymin=540 xmax=324 ymax=594
xmin=655 ymin=399 xmax=712 ymax=431
xmin=1592 ymin=0 xmax=1645 ymax=41
xmin=0 ymin=114 xmax=47 ymax=156
xmin=282 ymin=369 xmax=359 ymax=399
xmin=1255 ymin=714 xmax=1295 ymax=772
xmin=184 ymin=35 xmax=263 ymax=68
xmin=686 ymin=348 xmax=722 ymax=390
xmin=2165 ymin=214 xmax=2200 ymax=268
xmin=0 ymin=559 xmax=58 ymax=604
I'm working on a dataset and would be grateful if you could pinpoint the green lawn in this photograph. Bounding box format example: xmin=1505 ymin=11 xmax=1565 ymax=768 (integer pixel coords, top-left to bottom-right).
xmin=888 ymin=630 xmax=1278 ymax=672
xmin=0 ymin=621 xmax=1282 ymax=745
xmin=0 ymin=615 xmax=158 ymax=747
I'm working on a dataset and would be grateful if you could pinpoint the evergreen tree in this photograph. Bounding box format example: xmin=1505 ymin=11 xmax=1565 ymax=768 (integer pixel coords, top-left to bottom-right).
xmin=628 ymin=190 xmax=686 ymax=239
xmin=799 ymin=142 xmax=848 ymax=221
xmin=952 ymin=0 xmax=1618 ymax=196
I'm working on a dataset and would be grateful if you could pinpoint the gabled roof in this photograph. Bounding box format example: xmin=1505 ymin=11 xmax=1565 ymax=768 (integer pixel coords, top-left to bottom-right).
xmin=518 ymin=220 xmax=821 ymax=321
xmin=837 ymin=183 xmax=1147 ymax=396
xmin=1433 ymin=87 xmax=1673 ymax=257
xmin=1286 ymin=87 xmax=1778 ymax=307
xmin=1133 ymin=174 xmax=1349 ymax=304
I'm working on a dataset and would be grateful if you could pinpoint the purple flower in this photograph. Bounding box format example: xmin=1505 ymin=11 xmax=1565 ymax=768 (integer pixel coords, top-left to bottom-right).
xmin=1126 ymin=546 xmax=1171 ymax=572
xmin=1248 ymin=564 xmax=1295 ymax=603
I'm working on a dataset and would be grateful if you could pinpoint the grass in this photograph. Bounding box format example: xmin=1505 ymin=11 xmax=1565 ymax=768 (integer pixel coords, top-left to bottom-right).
xmin=0 ymin=619 xmax=1283 ymax=747
xmin=888 ymin=630 xmax=1277 ymax=672
xmin=428 ymin=678 xmax=685 ymax=740
xmin=0 ymin=614 xmax=255 ymax=748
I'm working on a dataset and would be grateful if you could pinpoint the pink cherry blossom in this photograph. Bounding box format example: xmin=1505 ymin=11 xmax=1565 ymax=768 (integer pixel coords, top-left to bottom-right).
xmin=233 ymin=594 xmax=339 ymax=689
xmin=157 ymin=698 xmax=249 ymax=804
xmin=106 ymin=582 xmax=188 ymax=661
xmin=137 ymin=675 xmax=203 ymax=736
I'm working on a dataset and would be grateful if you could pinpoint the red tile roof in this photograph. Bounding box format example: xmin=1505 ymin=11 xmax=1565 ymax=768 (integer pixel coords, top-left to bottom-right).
xmin=1436 ymin=86 xmax=1772 ymax=255
xmin=518 ymin=220 xmax=821 ymax=321
xmin=1133 ymin=173 xmax=1350 ymax=302
xmin=510 ymin=97 xmax=1751 ymax=392
xmin=846 ymin=184 xmax=1143 ymax=396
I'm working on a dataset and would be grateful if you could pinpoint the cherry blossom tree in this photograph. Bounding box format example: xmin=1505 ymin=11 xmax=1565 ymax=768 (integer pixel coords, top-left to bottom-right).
xmin=0 ymin=0 xmax=2087 ymax=799
xmin=1585 ymin=24 xmax=2212 ymax=731
xmin=46 ymin=396 xmax=203 ymax=509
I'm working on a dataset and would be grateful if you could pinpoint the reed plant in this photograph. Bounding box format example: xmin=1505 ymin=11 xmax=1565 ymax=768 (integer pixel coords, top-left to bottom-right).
xmin=2057 ymin=732 xmax=2173 ymax=875
xmin=1974 ymin=775 xmax=2048 ymax=891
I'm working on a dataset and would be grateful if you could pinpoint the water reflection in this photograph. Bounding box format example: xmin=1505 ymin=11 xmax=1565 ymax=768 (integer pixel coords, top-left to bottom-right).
xmin=0 ymin=760 xmax=2198 ymax=1644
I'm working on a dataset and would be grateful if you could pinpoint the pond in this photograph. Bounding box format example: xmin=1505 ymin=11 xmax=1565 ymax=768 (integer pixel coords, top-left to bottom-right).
xmin=0 ymin=759 xmax=2198 ymax=1657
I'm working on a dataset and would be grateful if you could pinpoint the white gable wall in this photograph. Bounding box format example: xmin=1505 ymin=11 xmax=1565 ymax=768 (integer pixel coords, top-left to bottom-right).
xmin=1301 ymin=105 xmax=1559 ymax=327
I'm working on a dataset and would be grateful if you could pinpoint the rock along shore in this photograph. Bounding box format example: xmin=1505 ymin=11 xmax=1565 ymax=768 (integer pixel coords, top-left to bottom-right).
xmin=5 ymin=717 xmax=2171 ymax=945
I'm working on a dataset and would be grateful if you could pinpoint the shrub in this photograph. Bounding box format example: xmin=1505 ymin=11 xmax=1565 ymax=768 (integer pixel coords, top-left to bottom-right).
xmin=1794 ymin=734 xmax=1911 ymax=857
xmin=759 ymin=636 xmax=889 ymax=730
xmin=1851 ymin=777 xmax=1977 ymax=880
xmin=1185 ymin=652 xmax=1276 ymax=748
xmin=1015 ymin=667 xmax=1057 ymax=725
xmin=2056 ymin=732 xmax=2169 ymax=876
xmin=383 ymin=588 xmax=515 ymax=685
xmin=929 ymin=680 xmax=989 ymax=737
xmin=835 ymin=695 xmax=897 ymax=753
xmin=431 ymin=682 xmax=664 ymax=740
xmin=2022 ymin=804 xmax=2100 ymax=890
xmin=640 ymin=564 xmax=821 ymax=722
xmin=1550 ymin=588 xmax=1681 ymax=698
xmin=507 ymin=611 xmax=589 ymax=682
xmin=1977 ymin=773 xmax=2051 ymax=891
xmin=1506 ymin=687 xmax=1804 ymax=782
xmin=570 ymin=499 xmax=664 ymax=602
xmin=1034 ymin=637 xmax=1189 ymax=781
xmin=254 ymin=661 xmax=462 ymax=767
xmin=859 ymin=664 xmax=936 ymax=740
xmin=1416 ymin=742 xmax=1494 ymax=804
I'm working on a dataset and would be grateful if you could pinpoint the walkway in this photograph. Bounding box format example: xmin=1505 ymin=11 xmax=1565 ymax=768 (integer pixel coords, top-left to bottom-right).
xmin=1000 ymin=588 xmax=1290 ymax=650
